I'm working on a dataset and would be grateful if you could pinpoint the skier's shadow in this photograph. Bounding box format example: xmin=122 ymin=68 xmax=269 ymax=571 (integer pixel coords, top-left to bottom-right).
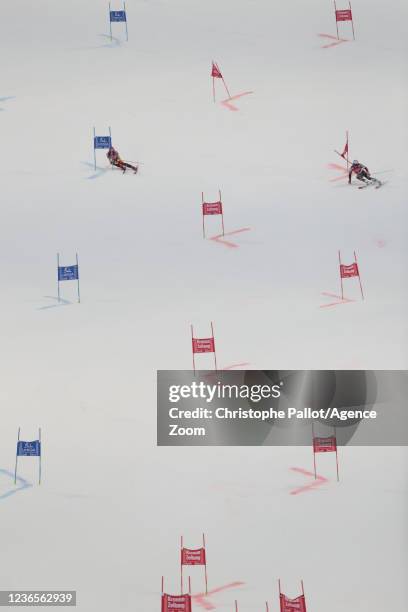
xmin=70 ymin=34 xmax=122 ymax=51
xmin=97 ymin=34 xmax=123 ymax=48
xmin=0 ymin=96 xmax=16 ymax=111
xmin=81 ymin=161 xmax=110 ymax=180
xmin=38 ymin=296 xmax=72 ymax=310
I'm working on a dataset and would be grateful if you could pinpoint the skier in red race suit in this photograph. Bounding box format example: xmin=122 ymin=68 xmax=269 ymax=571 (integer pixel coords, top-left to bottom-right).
xmin=348 ymin=160 xmax=380 ymax=187
xmin=107 ymin=146 xmax=138 ymax=174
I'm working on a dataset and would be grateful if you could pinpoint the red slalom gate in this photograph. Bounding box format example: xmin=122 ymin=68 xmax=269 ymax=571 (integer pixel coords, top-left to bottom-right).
xmin=279 ymin=581 xmax=307 ymax=612
xmin=334 ymin=130 xmax=350 ymax=172
xmin=181 ymin=534 xmax=208 ymax=595
xmin=211 ymin=61 xmax=231 ymax=102
xmin=202 ymin=191 xmax=225 ymax=238
xmin=191 ymin=324 xmax=218 ymax=374
xmin=338 ymin=250 xmax=364 ymax=300
xmin=334 ymin=131 xmax=352 ymax=179
xmin=334 ymin=1 xmax=355 ymax=39
xmin=162 ymin=577 xmax=192 ymax=612
xmin=312 ymin=423 xmax=340 ymax=481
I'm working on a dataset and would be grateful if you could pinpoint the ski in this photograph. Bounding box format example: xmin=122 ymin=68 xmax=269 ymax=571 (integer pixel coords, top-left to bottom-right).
xmin=123 ymin=162 xmax=138 ymax=174
xmin=112 ymin=163 xmax=138 ymax=175
xmin=358 ymin=178 xmax=383 ymax=190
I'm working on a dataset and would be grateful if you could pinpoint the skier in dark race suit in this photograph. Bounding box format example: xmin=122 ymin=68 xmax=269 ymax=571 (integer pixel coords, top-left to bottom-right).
xmin=107 ymin=146 xmax=138 ymax=174
xmin=348 ymin=160 xmax=380 ymax=187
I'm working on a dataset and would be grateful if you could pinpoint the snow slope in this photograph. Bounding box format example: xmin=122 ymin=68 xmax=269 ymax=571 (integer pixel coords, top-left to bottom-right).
xmin=0 ymin=1 xmax=407 ymax=610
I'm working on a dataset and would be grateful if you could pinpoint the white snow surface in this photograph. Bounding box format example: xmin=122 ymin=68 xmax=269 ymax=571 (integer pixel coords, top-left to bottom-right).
xmin=0 ymin=1 xmax=407 ymax=611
